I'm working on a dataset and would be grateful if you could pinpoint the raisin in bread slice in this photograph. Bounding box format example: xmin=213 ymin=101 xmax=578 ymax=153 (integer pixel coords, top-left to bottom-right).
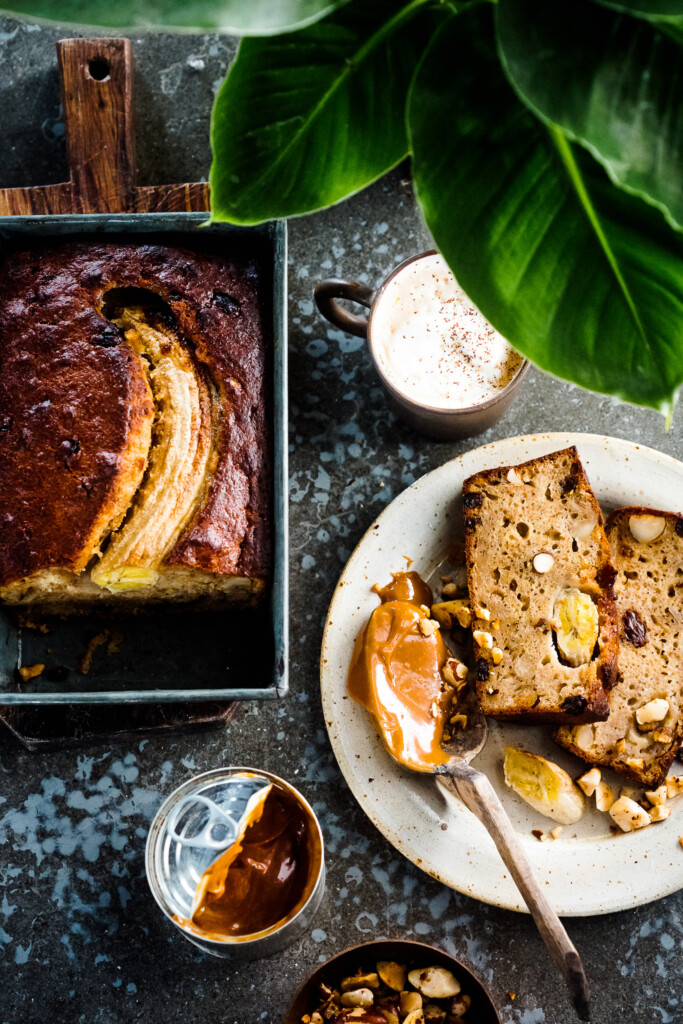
xmin=463 ymin=446 xmax=617 ymax=723
xmin=555 ymin=507 xmax=683 ymax=787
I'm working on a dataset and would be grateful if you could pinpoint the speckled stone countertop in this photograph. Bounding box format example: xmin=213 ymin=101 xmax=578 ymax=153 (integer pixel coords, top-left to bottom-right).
xmin=0 ymin=16 xmax=681 ymax=1024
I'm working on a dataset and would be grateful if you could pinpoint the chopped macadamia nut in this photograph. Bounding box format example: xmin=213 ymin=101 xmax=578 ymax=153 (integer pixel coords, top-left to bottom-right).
xmin=636 ymin=698 xmax=670 ymax=727
xmin=595 ymin=781 xmax=614 ymax=812
xmin=645 ymin=786 xmax=668 ymax=806
xmin=572 ymin=515 xmax=598 ymax=540
xmin=507 ymin=468 xmax=521 ymax=484
xmin=532 ymin=552 xmax=554 ymax=574
xmin=443 ymin=659 xmax=467 ymax=687
xmin=418 ymin=618 xmax=439 ymax=638
xmin=577 ymin=768 xmax=601 ymax=797
xmin=474 ymin=605 xmax=491 ymax=621
xmin=666 ymin=777 xmax=683 ymax=799
xmin=472 ymin=630 xmax=493 ymax=650
xmin=610 ymin=796 xmax=651 ymax=832
xmin=550 ymin=826 xmax=563 ymax=840
xmin=625 ymin=757 xmax=645 ymax=771
xmin=573 ymin=724 xmax=594 ymax=748
xmin=491 ymin=647 xmax=504 ymax=665
xmin=649 ymin=805 xmax=671 ymax=823
xmin=629 ymin=514 xmax=665 ymax=543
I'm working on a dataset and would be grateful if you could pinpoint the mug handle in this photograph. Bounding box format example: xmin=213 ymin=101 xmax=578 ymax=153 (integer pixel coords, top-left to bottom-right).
xmin=314 ymin=279 xmax=374 ymax=339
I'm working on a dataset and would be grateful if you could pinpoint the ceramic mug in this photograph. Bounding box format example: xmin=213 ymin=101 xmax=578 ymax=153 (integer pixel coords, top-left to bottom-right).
xmin=315 ymin=251 xmax=529 ymax=440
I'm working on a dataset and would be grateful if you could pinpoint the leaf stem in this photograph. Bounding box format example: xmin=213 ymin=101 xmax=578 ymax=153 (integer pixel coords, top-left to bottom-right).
xmin=548 ymin=124 xmax=648 ymax=346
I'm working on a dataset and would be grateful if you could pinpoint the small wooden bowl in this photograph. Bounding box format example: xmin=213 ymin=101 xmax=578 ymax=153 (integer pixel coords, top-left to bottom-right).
xmin=283 ymin=938 xmax=501 ymax=1024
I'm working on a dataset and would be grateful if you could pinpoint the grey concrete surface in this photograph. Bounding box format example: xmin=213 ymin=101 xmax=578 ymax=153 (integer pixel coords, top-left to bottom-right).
xmin=0 ymin=14 xmax=681 ymax=1024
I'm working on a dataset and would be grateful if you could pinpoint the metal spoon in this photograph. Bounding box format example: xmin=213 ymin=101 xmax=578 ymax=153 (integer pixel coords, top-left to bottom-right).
xmin=428 ymin=680 xmax=591 ymax=1021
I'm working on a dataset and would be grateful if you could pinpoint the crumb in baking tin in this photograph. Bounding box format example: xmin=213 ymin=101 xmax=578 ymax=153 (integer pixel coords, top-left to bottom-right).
xmin=78 ymin=630 xmax=123 ymax=675
xmin=18 ymin=663 xmax=44 ymax=682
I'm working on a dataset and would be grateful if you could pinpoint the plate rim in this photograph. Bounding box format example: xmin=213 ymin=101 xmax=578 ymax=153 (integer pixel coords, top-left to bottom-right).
xmin=320 ymin=431 xmax=683 ymax=917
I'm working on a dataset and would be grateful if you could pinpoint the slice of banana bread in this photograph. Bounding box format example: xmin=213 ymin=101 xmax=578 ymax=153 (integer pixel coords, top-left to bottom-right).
xmin=463 ymin=446 xmax=617 ymax=723
xmin=555 ymin=507 xmax=683 ymax=787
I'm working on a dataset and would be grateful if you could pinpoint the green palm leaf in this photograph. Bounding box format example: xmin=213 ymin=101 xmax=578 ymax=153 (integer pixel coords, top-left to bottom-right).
xmin=0 ymin=0 xmax=352 ymax=33
xmin=210 ymin=0 xmax=439 ymax=224
xmin=409 ymin=5 xmax=683 ymax=413
xmin=498 ymin=0 xmax=683 ymax=232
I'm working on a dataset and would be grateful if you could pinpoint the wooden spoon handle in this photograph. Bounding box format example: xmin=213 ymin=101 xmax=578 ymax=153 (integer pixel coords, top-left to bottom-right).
xmin=440 ymin=761 xmax=591 ymax=1021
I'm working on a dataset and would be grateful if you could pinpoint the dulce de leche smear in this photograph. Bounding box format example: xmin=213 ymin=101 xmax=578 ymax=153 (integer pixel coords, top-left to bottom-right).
xmin=178 ymin=783 xmax=314 ymax=941
xmin=347 ymin=571 xmax=452 ymax=772
xmin=371 ymin=253 xmax=523 ymax=410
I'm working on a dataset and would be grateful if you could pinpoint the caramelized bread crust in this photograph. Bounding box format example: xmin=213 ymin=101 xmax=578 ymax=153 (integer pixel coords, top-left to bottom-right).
xmin=0 ymin=242 xmax=270 ymax=602
xmin=463 ymin=446 xmax=617 ymax=724
xmin=555 ymin=507 xmax=683 ymax=787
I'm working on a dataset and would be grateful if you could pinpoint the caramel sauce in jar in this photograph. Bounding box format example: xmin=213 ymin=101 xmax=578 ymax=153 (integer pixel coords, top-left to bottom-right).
xmin=176 ymin=782 xmax=318 ymax=942
xmin=347 ymin=571 xmax=452 ymax=772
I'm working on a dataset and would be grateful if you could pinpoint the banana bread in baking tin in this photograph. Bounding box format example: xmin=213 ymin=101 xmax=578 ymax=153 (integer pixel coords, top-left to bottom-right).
xmin=463 ymin=446 xmax=617 ymax=723
xmin=0 ymin=240 xmax=270 ymax=608
xmin=555 ymin=507 xmax=683 ymax=787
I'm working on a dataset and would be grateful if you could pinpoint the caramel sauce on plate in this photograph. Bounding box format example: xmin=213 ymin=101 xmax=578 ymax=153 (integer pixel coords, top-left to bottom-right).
xmin=347 ymin=571 xmax=452 ymax=772
xmin=176 ymin=783 xmax=317 ymax=941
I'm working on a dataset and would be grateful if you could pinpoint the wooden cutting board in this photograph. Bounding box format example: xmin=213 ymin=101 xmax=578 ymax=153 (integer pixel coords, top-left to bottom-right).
xmin=0 ymin=36 xmax=240 ymax=749
xmin=0 ymin=36 xmax=210 ymax=215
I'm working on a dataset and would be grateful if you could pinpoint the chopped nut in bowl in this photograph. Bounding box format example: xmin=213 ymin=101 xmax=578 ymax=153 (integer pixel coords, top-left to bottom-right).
xmin=283 ymin=940 xmax=501 ymax=1024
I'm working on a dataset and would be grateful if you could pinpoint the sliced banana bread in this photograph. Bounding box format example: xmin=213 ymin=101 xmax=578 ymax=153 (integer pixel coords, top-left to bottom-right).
xmin=463 ymin=446 xmax=617 ymax=723
xmin=555 ymin=507 xmax=683 ymax=786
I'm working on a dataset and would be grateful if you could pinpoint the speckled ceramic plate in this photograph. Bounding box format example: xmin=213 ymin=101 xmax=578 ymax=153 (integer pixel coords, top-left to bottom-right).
xmin=321 ymin=432 xmax=683 ymax=916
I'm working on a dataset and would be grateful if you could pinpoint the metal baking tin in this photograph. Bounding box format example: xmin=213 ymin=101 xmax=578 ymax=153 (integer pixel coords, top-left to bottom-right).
xmin=145 ymin=768 xmax=325 ymax=960
xmin=0 ymin=213 xmax=288 ymax=704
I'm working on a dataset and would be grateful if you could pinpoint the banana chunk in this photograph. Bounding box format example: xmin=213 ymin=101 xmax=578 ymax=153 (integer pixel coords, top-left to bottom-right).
xmin=553 ymin=588 xmax=598 ymax=667
xmin=504 ymin=746 xmax=585 ymax=824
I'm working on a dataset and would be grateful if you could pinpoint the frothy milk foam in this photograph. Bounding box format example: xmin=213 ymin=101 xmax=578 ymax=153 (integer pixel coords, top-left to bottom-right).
xmin=371 ymin=253 xmax=523 ymax=410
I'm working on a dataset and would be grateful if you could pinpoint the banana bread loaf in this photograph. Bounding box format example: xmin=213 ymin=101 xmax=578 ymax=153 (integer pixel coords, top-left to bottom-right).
xmin=0 ymin=241 xmax=270 ymax=608
xmin=555 ymin=507 xmax=683 ymax=787
xmin=463 ymin=446 xmax=617 ymax=723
